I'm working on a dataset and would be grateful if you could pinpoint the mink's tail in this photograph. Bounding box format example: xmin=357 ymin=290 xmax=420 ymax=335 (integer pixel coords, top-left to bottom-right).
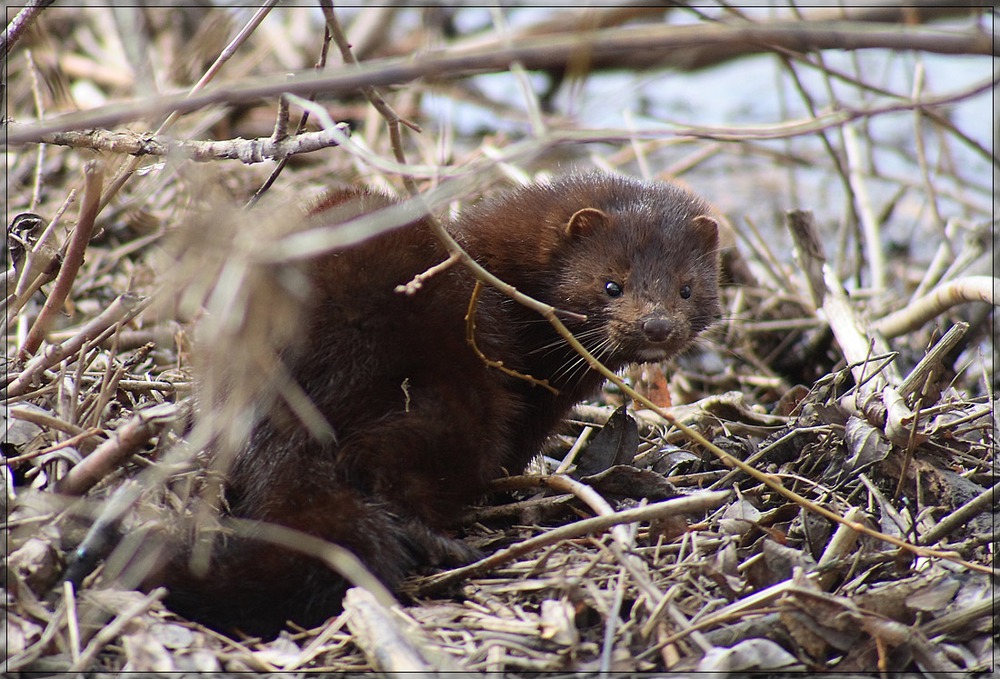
xmin=155 ymin=488 xmax=475 ymax=638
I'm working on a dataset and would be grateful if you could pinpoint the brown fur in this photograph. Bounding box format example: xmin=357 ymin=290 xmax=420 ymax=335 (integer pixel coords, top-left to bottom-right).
xmin=162 ymin=173 xmax=721 ymax=636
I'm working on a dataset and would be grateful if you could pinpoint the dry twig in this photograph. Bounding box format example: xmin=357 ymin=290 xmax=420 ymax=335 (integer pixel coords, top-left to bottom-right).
xmin=6 ymin=292 xmax=146 ymax=398
xmin=53 ymin=403 xmax=179 ymax=496
xmin=0 ymin=0 xmax=54 ymax=58
xmin=18 ymin=161 xmax=104 ymax=361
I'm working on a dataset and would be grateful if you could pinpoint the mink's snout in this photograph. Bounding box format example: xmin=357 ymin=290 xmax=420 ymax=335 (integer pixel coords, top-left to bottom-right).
xmin=641 ymin=316 xmax=674 ymax=343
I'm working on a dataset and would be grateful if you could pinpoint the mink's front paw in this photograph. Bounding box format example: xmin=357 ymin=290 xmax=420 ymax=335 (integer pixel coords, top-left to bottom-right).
xmin=400 ymin=518 xmax=482 ymax=568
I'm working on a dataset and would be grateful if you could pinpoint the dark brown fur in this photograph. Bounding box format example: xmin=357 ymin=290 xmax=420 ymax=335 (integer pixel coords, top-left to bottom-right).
xmin=162 ymin=173 xmax=721 ymax=636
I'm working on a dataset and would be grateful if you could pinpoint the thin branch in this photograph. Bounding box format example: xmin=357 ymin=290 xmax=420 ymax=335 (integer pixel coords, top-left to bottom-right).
xmin=97 ymin=1 xmax=278 ymax=214
xmin=842 ymin=123 xmax=887 ymax=291
xmin=2 ymin=427 xmax=102 ymax=465
xmin=246 ymin=14 xmax=337 ymax=208
xmin=670 ymin=76 xmax=995 ymax=142
xmin=1 ymin=0 xmax=55 ymax=59
xmin=8 ymin=406 xmax=89 ymax=437
xmin=25 ymin=50 xmax=46 ymax=211
xmin=415 ymin=491 xmax=732 ymax=594
xmin=911 ymin=62 xmax=946 ymax=229
xmin=321 ymin=2 xmax=421 ymax=197
xmin=450 ymin=0 xmax=982 ymax=61
xmin=5 ymin=292 xmax=145 ymax=398
xmin=465 ymin=280 xmax=559 ymax=395
xmin=18 ymin=161 xmax=104 ymax=361
xmin=541 ymin=474 xmax=666 ymax=608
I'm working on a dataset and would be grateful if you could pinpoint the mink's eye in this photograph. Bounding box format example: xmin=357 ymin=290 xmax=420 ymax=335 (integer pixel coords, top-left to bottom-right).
xmin=680 ymin=284 xmax=692 ymax=299
xmin=605 ymin=281 xmax=623 ymax=297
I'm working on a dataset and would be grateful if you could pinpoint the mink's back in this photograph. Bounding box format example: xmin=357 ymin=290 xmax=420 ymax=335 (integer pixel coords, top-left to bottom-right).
xmin=227 ymin=192 xmax=523 ymax=527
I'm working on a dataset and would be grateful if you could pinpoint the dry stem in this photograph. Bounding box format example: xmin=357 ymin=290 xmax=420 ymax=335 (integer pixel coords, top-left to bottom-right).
xmin=18 ymin=162 xmax=104 ymax=361
xmin=0 ymin=0 xmax=53 ymax=57
xmin=465 ymin=280 xmax=558 ymax=395
xmin=417 ymin=491 xmax=731 ymax=593
xmin=6 ymin=292 xmax=145 ymax=398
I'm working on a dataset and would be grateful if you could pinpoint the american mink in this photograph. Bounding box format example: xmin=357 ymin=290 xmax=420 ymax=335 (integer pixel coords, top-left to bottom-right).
xmin=162 ymin=172 xmax=721 ymax=636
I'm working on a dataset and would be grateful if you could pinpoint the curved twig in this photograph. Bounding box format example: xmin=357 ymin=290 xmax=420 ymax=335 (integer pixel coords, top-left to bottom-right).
xmin=874 ymin=276 xmax=996 ymax=338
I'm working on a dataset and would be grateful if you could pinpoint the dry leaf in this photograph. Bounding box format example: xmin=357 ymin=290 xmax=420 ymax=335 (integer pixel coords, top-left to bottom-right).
xmin=697 ymin=638 xmax=801 ymax=672
xmin=539 ymin=599 xmax=580 ymax=646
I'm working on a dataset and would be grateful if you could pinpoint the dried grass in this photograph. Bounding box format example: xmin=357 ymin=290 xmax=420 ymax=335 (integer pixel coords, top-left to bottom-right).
xmin=4 ymin=4 xmax=995 ymax=675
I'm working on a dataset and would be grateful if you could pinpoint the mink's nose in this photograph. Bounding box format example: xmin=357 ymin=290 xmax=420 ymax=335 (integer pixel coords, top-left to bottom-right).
xmin=642 ymin=317 xmax=673 ymax=342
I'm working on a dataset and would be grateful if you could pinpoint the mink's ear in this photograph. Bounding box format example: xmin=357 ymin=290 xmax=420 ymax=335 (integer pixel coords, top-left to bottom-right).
xmin=565 ymin=207 xmax=609 ymax=238
xmin=690 ymin=215 xmax=719 ymax=252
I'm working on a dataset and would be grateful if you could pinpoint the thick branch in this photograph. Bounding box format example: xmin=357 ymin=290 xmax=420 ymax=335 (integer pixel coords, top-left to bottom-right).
xmin=451 ymin=1 xmax=987 ymax=68
xmin=53 ymin=404 xmax=179 ymax=496
xmin=8 ymin=21 xmax=993 ymax=144
xmin=37 ymin=125 xmax=349 ymax=163
xmin=874 ymin=276 xmax=997 ymax=338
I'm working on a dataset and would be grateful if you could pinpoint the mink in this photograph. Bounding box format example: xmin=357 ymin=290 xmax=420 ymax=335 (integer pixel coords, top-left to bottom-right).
xmin=161 ymin=172 xmax=721 ymax=636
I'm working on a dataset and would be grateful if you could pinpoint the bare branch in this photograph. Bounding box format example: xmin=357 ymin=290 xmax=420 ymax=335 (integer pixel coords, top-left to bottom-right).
xmin=8 ymin=21 xmax=993 ymax=144
xmin=37 ymin=125 xmax=349 ymax=164
xmin=53 ymin=403 xmax=179 ymax=496
xmin=874 ymin=276 xmax=997 ymax=338
xmin=96 ymin=1 xmax=278 ymax=214
xmin=6 ymin=292 xmax=145 ymax=398
xmin=1 ymin=0 xmax=54 ymax=59
xmin=415 ymin=491 xmax=732 ymax=594
xmin=18 ymin=161 xmax=104 ymax=361
xmin=321 ymin=2 xmax=421 ymax=196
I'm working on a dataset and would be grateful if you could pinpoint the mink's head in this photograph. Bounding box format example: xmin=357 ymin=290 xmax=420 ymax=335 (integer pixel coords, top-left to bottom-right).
xmin=462 ymin=173 xmax=721 ymax=370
